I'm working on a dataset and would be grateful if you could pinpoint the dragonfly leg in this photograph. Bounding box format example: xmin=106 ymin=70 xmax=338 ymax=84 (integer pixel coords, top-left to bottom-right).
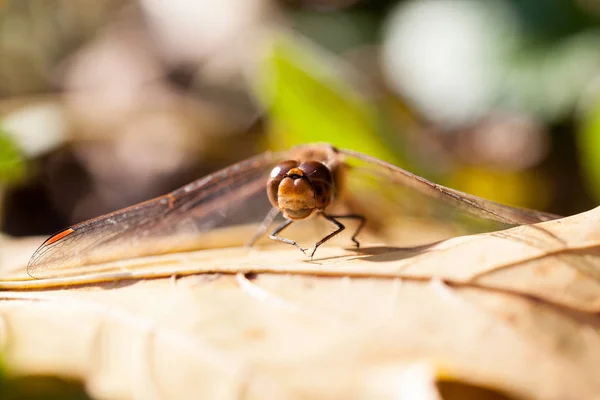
xmin=325 ymin=214 xmax=366 ymax=248
xmin=309 ymin=214 xmax=366 ymax=258
xmin=309 ymin=214 xmax=345 ymax=258
xmin=248 ymin=207 xmax=280 ymax=247
xmin=269 ymin=218 xmax=308 ymax=255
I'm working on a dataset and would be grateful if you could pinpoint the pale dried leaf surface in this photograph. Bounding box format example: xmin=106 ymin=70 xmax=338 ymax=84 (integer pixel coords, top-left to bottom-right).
xmin=0 ymin=207 xmax=599 ymax=400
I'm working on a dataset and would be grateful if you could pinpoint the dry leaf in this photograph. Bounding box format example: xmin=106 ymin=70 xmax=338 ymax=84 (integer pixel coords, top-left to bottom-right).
xmin=0 ymin=206 xmax=599 ymax=400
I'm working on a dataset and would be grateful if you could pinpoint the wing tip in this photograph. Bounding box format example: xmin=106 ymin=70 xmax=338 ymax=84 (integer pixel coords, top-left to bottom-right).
xmin=26 ymin=228 xmax=76 ymax=279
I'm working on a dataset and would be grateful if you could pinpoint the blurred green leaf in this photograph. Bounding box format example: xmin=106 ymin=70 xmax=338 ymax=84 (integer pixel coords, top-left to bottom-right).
xmin=291 ymin=10 xmax=377 ymax=54
xmin=0 ymin=123 xmax=26 ymax=184
xmin=449 ymin=166 xmax=549 ymax=210
xmin=500 ymin=32 xmax=600 ymax=122
xmin=578 ymin=94 xmax=600 ymax=202
xmin=256 ymin=33 xmax=400 ymax=164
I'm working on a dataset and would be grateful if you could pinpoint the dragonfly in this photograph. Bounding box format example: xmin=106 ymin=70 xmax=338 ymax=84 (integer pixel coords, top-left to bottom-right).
xmin=27 ymin=143 xmax=559 ymax=279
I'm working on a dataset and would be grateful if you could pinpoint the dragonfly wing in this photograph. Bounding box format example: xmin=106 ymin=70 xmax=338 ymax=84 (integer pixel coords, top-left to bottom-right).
xmin=335 ymin=148 xmax=560 ymax=244
xmin=28 ymin=143 xmax=561 ymax=278
xmin=27 ymin=150 xmax=288 ymax=278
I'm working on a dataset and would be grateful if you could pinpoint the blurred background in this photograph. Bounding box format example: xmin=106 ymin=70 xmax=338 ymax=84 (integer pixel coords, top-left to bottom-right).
xmin=1 ymin=0 xmax=600 ymax=237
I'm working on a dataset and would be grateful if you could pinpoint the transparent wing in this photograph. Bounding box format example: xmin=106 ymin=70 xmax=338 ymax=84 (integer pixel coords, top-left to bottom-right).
xmin=27 ymin=151 xmax=288 ymax=278
xmin=28 ymin=143 xmax=561 ymax=279
xmin=333 ymin=148 xmax=560 ymax=245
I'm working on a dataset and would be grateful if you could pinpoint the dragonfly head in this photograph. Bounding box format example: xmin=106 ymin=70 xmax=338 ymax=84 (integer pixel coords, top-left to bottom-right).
xmin=268 ymin=160 xmax=335 ymax=220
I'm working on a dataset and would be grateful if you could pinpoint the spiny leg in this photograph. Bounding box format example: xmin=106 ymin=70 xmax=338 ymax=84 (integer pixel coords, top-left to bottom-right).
xmin=309 ymin=214 xmax=344 ymax=258
xmin=310 ymin=214 xmax=366 ymax=258
xmin=325 ymin=214 xmax=366 ymax=248
xmin=269 ymin=218 xmax=307 ymax=255
xmin=247 ymin=207 xmax=280 ymax=247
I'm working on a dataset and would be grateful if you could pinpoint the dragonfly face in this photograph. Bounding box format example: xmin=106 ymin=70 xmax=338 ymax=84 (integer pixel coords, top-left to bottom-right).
xmin=262 ymin=158 xmax=359 ymax=258
xmin=267 ymin=160 xmax=335 ymax=220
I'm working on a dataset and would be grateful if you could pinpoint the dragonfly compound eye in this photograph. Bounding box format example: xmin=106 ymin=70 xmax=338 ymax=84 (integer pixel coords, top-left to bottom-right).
xmin=298 ymin=161 xmax=334 ymax=210
xmin=267 ymin=160 xmax=298 ymax=208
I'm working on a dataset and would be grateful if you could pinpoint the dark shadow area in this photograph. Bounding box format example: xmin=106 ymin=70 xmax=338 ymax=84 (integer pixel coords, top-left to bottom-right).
xmin=437 ymin=380 xmax=526 ymax=400
xmin=0 ymin=374 xmax=91 ymax=400
xmin=308 ymin=242 xmax=443 ymax=263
